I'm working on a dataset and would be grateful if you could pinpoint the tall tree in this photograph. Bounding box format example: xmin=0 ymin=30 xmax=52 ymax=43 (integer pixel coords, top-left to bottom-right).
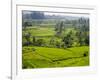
xmin=55 ymin=21 xmax=65 ymax=37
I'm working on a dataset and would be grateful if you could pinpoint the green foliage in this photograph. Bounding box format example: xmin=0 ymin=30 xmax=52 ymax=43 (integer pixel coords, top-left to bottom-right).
xmin=22 ymin=32 xmax=32 ymax=46
xmin=22 ymin=46 xmax=89 ymax=68
xmin=32 ymin=36 xmax=36 ymax=45
xmin=36 ymin=39 xmax=45 ymax=46
xmin=22 ymin=17 xmax=90 ymax=69
xmin=22 ymin=22 xmax=89 ymax=47
xmin=55 ymin=21 xmax=65 ymax=37
xmin=22 ymin=21 xmax=32 ymax=30
xmin=62 ymin=30 xmax=74 ymax=48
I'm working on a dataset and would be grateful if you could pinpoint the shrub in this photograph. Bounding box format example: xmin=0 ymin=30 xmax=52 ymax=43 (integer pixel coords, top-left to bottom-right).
xmin=36 ymin=39 xmax=45 ymax=46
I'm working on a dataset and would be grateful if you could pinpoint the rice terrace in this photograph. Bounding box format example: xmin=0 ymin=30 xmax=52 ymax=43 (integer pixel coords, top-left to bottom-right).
xmin=22 ymin=11 xmax=89 ymax=69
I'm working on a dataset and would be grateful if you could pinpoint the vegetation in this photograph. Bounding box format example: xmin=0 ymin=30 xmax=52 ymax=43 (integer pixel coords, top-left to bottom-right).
xmin=22 ymin=11 xmax=89 ymax=69
xmin=22 ymin=46 xmax=89 ymax=68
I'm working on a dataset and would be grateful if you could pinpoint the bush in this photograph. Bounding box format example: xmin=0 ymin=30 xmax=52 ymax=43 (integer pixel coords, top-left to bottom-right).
xmin=36 ymin=39 xmax=45 ymax=46
xmin=55 ymin=41 xmax=61 ymax=48
xmin=63 ymin=35 xmax=73 ymax=48
xmin=83 ymin=51 xmax=88 ymax=57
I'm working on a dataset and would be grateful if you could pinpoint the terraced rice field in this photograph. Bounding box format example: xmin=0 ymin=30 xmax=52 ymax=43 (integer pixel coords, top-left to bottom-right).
xmin=22 ymin=46 xmax=89 ymax=69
